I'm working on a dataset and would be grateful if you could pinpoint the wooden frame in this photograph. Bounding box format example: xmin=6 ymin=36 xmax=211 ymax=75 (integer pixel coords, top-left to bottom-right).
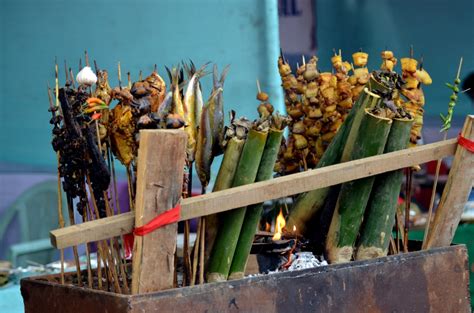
xmin=50 ymin=138 xmax=459 ymax=249
xmin=48 ymin=115 xmax=474 ymax=295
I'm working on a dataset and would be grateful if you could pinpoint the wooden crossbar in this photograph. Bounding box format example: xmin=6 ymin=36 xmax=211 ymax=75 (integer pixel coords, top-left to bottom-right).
xmin=50 ymin=138 xmax=458 ymax=249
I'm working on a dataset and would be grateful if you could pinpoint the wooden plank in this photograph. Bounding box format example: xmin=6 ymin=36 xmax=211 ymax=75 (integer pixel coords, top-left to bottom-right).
xmin=50 ymin=138 xmax=458 ymax=249
xmin=131 ymin=130 xmax=186 ymax=294
xmin=425 ymin=115 xmax=474 ymax=248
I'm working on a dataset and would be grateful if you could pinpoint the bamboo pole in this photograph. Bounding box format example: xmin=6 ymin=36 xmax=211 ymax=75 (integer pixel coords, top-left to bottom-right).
xmin=207 ymin=129 xmax=268 ymax=282
xmin=228 ymin=128 xmax=283 ymax=279
xmin=356 ymin=117 xmax=413 ymax=260
xmin=326 ymin=110 xmax=393 ymax=264
xmin=424 ymin=115 xmax=474 ymax=248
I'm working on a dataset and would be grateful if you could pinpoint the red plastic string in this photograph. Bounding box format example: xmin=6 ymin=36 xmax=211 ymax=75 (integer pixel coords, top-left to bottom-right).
xmin=123 ymin=203 xmax=181 ymax=259
xmin=458 ymin=133 xmax=474 ymax=153
xmin=133 ymin=203 xmax=181 ymax=236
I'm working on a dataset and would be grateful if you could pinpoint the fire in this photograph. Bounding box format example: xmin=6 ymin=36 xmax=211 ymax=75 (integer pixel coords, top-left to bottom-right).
xmin=272 ymin=208 xmax=286 ymax=241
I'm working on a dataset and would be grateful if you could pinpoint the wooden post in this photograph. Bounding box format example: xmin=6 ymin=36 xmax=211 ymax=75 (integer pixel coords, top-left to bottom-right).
xmin=424 ymin=115 xmax=474 ymax=249
xmin=131 ymin=130 xmax=186 ymax=294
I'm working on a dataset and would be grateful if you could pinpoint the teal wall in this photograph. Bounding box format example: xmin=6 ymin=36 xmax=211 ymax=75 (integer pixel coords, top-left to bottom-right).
xmin=1 ymin=0 xmax=473 ymax=169
xmin=0 ymin=0 xmax=282 ymax=169
xmin=316 ymin=0 xmax=474 ymax=119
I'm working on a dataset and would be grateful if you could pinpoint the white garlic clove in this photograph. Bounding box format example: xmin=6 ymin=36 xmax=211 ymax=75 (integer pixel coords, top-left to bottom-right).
xmin=76 ymin=66 xmax=97 ymax=86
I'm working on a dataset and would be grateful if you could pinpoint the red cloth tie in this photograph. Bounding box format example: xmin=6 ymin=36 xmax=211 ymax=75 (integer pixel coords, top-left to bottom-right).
xmin=133 ymin=203 xmax=181 ymax=236
xmin=458 ymin=133 xmax=474 ymax=153
xmin=123 ymin=203 xmax=181 ymax=258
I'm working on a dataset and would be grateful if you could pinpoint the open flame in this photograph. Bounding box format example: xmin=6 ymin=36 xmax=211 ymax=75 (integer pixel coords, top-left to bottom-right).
xmin=272 ymin=208 xmax=286 ymax=241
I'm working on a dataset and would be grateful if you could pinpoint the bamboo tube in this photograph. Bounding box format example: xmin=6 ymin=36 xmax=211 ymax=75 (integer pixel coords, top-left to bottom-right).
xmin=288 ymin=87 xmax=385 ymax=235
xmin=326 ymin=109 xmax=393 ymax=264
xmin=204 ymin=137 xmax=246 ymax=265
xmin=355 ymin=117 xmax=413 ymax=260
xmin=207 ymin=129 xmax=268 ymax=282
xmin=228 ymin=128 xmax=283 ymax=280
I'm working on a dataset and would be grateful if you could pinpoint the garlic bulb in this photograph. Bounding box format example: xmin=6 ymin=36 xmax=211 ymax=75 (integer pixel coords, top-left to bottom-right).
xmin=76 ymin=66 xmax=97 ymax=86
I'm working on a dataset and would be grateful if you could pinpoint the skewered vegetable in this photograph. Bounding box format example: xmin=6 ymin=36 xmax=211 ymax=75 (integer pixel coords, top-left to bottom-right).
xmin=399 ymin=56 xmax=432 ymax=148
xmin=349 ymin=51 xmax=369 ymax=101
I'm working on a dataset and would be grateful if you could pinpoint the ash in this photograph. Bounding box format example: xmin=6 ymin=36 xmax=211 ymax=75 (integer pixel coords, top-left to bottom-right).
xmin=288 ymin=252 xmax=327 ymax=271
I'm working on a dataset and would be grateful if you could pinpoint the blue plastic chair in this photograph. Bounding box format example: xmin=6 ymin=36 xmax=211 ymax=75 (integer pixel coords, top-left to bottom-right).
xmin=0 ymin=180 xmax=67 ymax=267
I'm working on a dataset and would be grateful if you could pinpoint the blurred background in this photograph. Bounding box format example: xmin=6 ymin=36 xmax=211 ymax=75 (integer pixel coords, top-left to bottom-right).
xmin=0 ymin=0 xmax=473 ymax=308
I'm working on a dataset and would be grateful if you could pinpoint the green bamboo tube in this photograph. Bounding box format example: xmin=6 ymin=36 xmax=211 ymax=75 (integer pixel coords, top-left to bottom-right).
xmin=287 ymin=88 xmax=385 ymax=235
xmin=204 ymin=137 xmax=246 ymax=266
xmin=206 ymin=129 xmax=268 ymax=282
xmin=326 ymin=109 xmax=392 ymax=264
xmin=228 ymin=128 xmax=284 ymax=280
xmin=355 ymin=116 xmax=413 ymax=260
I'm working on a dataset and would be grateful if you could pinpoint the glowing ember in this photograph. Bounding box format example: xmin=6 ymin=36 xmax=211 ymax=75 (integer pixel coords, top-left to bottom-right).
xmin=272 ymin=208 xmax=286 ymax=241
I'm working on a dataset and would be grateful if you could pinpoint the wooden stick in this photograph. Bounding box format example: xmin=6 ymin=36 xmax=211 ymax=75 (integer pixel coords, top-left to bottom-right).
xmin=56 ymin=155 xmax=65 ymax=285
xmin=79 ymin=181 xmax=93 ymax=289
xmin=64 ymin=60 xmax=69 ymax=85
xmin=104 ymin=194 xmax=130 ymax=294
xmin=86 ymin=175 xmax=122 ymax=293
xmin=183 ymin=220 xmax=191 ymax=286
xmin=199 ymin=217 xmax=205 ymax=284
xmin=425 ymin=115 xmax=474 ymax=248
xmin=69 ymin=68 xmax=76 ymax=88
xmin=48 ymin=83 xmax=66 ymax=284
xmin=109 ymin=141 xmax=121 ymax=214
xmin=422 ymin=132 xmax=448 ymax=246
xmin=117 ymin=62 xmax=122 ymax=89
xmin=131 ymin=130 xmax=186 ymax=294
xmin=66 ymin=196 xmax=83 ymax=286
xmin=51 ymin=138 xmax=459 ymax=249
xmin=84 ymin=50 xmax=90 ymax=67
xmin=126 ymin=165 xmax=134 ymax=211
xmin=404 ymin=169 xmax=412 ymax=253
xmin=127 ymin=72 xmax=132 ymax=89
xmin=256 ymin=79 xmax=261 ymax=94
xmin=182 ymin=161 xmax=193 ymax=286
xmin=82 ymin=212 xmax=94 ymax=288
xmin=190 ymin=218 xmax=201 ymax=286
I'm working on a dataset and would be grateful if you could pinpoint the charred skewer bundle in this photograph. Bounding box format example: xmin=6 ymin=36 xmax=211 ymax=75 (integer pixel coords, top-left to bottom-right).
xmin=48 ymin=52 xmax=244 ymax=289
